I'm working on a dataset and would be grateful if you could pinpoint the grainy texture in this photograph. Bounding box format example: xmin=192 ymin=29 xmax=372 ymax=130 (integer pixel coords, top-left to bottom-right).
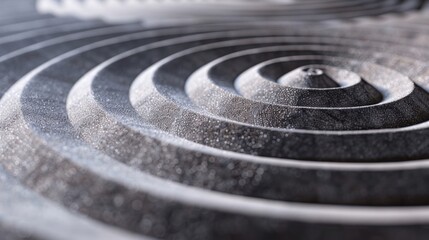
xmin=3 ymin=0 xmax=429 ymax=240
xmin=37 ymin=0 xmax=429 ymax=22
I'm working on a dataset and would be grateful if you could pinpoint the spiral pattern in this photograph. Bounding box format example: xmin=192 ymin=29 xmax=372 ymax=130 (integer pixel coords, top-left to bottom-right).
xmin=5 ymin=1 xmax=429 ymax=240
